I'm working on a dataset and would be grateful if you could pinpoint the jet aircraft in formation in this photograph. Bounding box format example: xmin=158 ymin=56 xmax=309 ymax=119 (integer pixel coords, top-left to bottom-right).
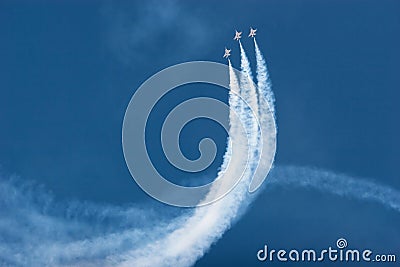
xmin=223 ymin=27 xmax=258 ymax=59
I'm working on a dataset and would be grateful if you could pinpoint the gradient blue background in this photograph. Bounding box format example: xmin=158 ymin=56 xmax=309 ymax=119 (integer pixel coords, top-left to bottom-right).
xmin=0 ymin=0 xmax=399 ymax=266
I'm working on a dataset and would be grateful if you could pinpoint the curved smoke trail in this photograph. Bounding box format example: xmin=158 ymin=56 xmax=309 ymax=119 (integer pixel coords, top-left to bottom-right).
xmin=111 ymin=45 xmax=274 ymax=266
xmin=268 ymin=166 xmax=400 ymax=213
xmin=111 ymin=57 xmax=256 ymax=267
xmin=0 ymin=41 xmax=399 ymax=267
xmin=238 ymin=40 xmax=260 ymax=164
xmin=249 ymin=38 xmax=277 ymax=193
xmin=254 ymin=38 xmax=275 ymax=116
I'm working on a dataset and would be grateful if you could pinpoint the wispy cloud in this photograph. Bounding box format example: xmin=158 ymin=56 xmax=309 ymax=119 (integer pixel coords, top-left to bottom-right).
xmin=102 ymin=0 xmax=208 ymax=66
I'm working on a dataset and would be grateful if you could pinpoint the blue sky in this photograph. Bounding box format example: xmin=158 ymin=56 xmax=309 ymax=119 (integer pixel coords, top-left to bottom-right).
xmin=0 ymin=0 xmax=399 ymax=266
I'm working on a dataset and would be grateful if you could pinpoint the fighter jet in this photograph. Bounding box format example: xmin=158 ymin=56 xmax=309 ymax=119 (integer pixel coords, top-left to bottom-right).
xmin=223 ymin=48 xmax=231 ymax=58
xmin=248 ymin=27 xmax=257 ymax=38
xmin=233 ymin=30 xmax=242 ymax=41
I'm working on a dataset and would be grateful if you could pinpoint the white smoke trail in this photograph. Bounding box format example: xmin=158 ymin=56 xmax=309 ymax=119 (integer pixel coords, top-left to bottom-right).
xmin=0 ymin=176 xmax=186 ymax=266
xmin=268 ymin=166 xmax=400 ymax=213
xmin=254 ymin=38 xmax=275 ymax=115
xmin=238 ymin=40 xmax=259 ymax=150
xmin=227 ymin=59 xmax=242 ymax=135
xmin=248 ymin=38 xmax=277 ymax=193
xmin=110 ymin=56 xmax=258 ymax=267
